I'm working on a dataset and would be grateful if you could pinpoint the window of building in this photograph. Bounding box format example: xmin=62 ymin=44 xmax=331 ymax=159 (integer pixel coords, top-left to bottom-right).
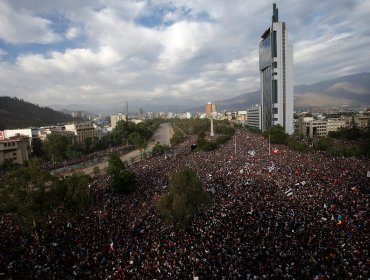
xmin=273 ymin=31 xmax=277 ymax=57
xmin=273 ymin=108 xmax=278 ymax=114
xmin=272 ymin=80 xmax=278 ymax=103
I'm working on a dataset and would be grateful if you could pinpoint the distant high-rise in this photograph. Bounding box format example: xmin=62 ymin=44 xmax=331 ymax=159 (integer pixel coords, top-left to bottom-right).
xmin=259 ymin=3 xmax=293 ymax=134
xmin=205 ymin=102 xmax=216 ymax=118
xmin=110 ymin=113 xmax=127 ymax=129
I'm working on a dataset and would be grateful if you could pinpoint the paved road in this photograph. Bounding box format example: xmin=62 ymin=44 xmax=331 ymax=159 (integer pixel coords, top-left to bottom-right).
xmin=78 ymin=123 xmax=173 ymax=176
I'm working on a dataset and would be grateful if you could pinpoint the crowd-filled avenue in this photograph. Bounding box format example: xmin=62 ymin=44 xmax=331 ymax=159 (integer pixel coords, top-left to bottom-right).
xmin=1 ymin=129 xmax=369 ymax=279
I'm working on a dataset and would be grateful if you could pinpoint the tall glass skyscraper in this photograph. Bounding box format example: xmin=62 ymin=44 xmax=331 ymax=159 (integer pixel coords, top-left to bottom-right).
xmin=259 ymin=3 xmax=293 ymax=134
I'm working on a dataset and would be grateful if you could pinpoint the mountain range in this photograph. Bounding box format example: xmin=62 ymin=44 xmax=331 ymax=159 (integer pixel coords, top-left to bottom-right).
xmin=48 ymin=72 xmax=370 ymax=114
xmin=190 ymin=72 xmax=370 ymax=112
xmin=0 ymin=97 xmax=74 ymax=130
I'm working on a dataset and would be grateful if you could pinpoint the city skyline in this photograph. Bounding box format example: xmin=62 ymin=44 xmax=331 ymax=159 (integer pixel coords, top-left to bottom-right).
xmin=0 ymin=0 xmax=369 ymax=112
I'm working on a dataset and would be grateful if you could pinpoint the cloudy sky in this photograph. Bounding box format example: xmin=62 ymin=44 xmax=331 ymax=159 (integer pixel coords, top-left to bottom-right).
xmin=0 ymin=0 xmax=369 ymax=112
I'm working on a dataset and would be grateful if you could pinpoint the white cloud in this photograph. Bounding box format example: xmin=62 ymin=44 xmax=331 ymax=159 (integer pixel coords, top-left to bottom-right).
xmin=0 ymin=0 xmax=369 ymax=111
xmin=0 ymin=1 xmax=61 ymax=44
xmin=16 ymin=46 xmax=121 ymax=74
xmin=65 ymin=27 xmax=81 ymax=40
xmin=157 ymin=21 xmax=215 ymax=69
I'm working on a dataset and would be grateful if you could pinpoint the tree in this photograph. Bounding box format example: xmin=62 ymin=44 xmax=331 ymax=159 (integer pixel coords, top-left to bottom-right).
xmin=170 ymin=128 xmax=184 ymax=146
xmin=315 ymin=137 xmax=332 ymax=151
xmin=57 ymin=173 xmax=92 ymax=212
xmin=31 ymin=138 xmax=44 ymax=157
xmin=128 ymin=132 xmax=144 ymax=149
xmin=128 ymin=132 xmax=147 ymax=158
xmin=156 ymin=168 xmax=211 ymax=229
xmin=201 ymin=141 xmax=218 ymax=151
xmin=84 ymin=137 xmax=94 ymax=152
xmin=216 ymin=134 xmax=231 ymax=145
xmin=267 ymin=125 xmax=289 ymax=145
xmin=215 ymin=123 xmax=234 ymax=136
xmin=196 ymin=135 xmax=206 ymax=149
xmin=0 ymin=163 xmax=92 ymax=243
xmin=107 ymin=153 xmax=137 ymax=194
xmin=42 ymin=134 xmax=70 ymax=161
xmin=287 ymin=138 xmax=309 ymax=152
xmin=152 ymin=142 xmax=170 ymax=157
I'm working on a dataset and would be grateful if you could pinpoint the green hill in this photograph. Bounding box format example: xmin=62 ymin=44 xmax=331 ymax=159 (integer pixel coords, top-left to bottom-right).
xmin=0 ymin=96 xmax=75 ymax=130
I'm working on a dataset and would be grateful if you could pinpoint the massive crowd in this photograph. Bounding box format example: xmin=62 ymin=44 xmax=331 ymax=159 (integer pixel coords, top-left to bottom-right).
xmin=1 ymin=129 xmax=369 ymax=279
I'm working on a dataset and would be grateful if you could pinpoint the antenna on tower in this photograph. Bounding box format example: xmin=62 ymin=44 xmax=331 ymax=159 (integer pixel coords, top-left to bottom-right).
xmin=125 ymin=100 xmax=128 ymax=115
xmin=272 ymin=3 xmax=278 ymax=22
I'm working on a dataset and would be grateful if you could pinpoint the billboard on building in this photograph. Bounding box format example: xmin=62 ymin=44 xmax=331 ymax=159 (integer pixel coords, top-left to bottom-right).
xmin=0 ymin=131 xmax=4 ymax=140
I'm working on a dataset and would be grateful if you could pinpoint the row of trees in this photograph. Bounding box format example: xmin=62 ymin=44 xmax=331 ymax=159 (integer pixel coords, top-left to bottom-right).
xmin=196 ymin=120 xmax=235 ymax=152
xmin=170 ymin=126 xmax=185 ymax=146
xmin=169 ymin=118 xmax=235 ymax=152
xmin=151 ymin=142 xmax=171 ymax=157
xmin=262 ymin=124 xmax=370 ymax=158
xmin=30 ymin=119 xmax=160 ymax=164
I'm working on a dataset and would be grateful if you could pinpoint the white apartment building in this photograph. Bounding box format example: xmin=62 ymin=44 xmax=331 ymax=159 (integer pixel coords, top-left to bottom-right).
xmin=110 ymin=113 xmax=127 ymax=129
xmin=38 ymin=126 xmax=76 ymax=143
xmin=247 ymin=105 xmax=262 ymax=130
xmin=3 ymin=128 xmax=39 ymax=145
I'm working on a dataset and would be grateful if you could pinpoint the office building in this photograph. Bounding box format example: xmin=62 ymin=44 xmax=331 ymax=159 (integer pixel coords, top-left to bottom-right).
xmin=259 ymin=3 xmax=293 ymax=134
xmin=247 ymin=105 xmax=262 ymax=129
xmin=298 ymin=117 xmax=346 ymax=138
xmin=64 ymin=122 xmax=96 ymax=147
xmin=205 ymin=102 xmax=216 ymax=118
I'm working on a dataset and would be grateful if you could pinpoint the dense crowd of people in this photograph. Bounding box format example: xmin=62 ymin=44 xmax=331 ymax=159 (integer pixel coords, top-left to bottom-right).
xmin=1 ymin=129 xmax=369 ymax=279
